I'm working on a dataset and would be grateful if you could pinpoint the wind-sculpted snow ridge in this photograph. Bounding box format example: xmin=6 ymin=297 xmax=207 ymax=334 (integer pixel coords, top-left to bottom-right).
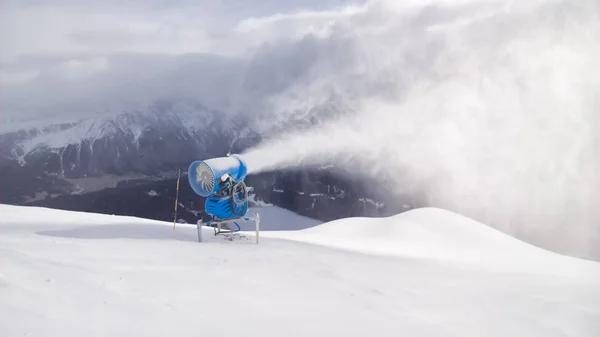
xmin=1 ymin=204 xmax=599 ymax=337
xmin=263 ymin=207 xmax=600 ymax=275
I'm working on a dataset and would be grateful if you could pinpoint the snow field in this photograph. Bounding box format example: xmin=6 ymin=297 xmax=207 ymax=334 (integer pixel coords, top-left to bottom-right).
xmin=1 ymin=204 xmax=599 ymax=337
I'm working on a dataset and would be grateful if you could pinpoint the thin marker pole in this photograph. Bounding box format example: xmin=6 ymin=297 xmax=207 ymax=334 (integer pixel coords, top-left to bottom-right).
xmin=173 ymin=169 xmax=181 ymax=230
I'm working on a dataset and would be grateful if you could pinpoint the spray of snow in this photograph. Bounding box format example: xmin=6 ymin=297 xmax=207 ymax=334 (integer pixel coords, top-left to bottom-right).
xmin=241 ymin=0 xmax=600 ymax=259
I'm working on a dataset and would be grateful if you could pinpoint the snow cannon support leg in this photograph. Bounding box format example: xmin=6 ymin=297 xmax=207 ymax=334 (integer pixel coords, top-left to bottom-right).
xmin=255 ymin=212 xmax=260 ymax=244
xmin=197 ymin=220 xmax=203 ymax=242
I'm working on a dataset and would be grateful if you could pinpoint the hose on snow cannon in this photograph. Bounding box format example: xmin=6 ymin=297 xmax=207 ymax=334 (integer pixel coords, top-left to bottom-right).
xmin=188 ymin=154 xmax=249 ymax=221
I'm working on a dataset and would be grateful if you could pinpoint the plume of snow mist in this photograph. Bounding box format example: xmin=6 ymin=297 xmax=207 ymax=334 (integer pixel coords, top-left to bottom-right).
xmin=241 ymin=0 xmax=600 ymax=260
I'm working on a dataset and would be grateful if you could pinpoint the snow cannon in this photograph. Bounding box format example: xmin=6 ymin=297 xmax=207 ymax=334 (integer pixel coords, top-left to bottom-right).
xmin=188 ymin=154 xmax=249 ymax=220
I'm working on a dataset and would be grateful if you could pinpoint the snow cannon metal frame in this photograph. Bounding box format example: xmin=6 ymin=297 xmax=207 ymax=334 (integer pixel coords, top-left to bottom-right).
xmin=188 ymin=154 xmax=259 ymax=243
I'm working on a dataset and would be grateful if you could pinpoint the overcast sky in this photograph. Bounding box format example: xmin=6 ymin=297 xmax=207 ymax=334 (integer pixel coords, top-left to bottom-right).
xmin=0 ymin=0 xmax=506 ymax=126
xmin=0 ymin=0 xmax=366 ymax=60
xmin=0 ymin=0 xmax=368 ymax=127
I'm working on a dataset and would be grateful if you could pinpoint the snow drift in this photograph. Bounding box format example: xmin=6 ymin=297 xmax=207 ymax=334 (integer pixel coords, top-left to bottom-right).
xmin=264 ymin=207 xmax=600 ymax=275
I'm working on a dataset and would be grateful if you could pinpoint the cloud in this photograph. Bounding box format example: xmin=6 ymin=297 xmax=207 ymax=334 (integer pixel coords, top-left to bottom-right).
xmin=233 ymin=5 xmax=366 ymax=41
xmin=0 ymin=70 xmax=39 ymax=85
xmin=59 ymin=57 xmax=110 ymax=80
xmin=0 ymin=0 xmax=367 ymax=127
xmin=0 ymin=5 xmax=211 ymax=61
xmin=0 ymin=0 xmax=366 ymax=62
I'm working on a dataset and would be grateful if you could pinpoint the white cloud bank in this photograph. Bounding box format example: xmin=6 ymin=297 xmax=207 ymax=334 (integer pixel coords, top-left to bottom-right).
xmin=0 ymin=0 xmax=366 ymax=126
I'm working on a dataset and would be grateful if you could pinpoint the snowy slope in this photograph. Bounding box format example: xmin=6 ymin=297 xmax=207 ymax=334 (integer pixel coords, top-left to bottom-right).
xmin=1 ymin=204 xmax=599 ymax=337
xmin=261 ymin=208 xmax=600 ymax=274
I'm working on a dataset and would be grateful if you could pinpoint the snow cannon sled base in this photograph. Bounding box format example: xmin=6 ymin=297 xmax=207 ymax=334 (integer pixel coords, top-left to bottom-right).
xmin=195 ymin=213 xmax=260 ymax=244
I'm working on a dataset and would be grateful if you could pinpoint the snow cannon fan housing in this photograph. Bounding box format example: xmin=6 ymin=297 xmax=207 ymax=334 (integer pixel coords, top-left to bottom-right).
xmin=188 ymin=155 xmax=249 ymax=220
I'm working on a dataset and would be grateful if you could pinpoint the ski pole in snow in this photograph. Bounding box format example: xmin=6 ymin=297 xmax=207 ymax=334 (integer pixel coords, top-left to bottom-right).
xmin=173 ymin=169 xmax=181 ymax=230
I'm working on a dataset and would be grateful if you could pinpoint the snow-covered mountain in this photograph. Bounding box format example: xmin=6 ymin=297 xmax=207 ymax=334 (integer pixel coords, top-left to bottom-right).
xmin=1 ymin=100 xmax=257 ymax=178
xmin=0 ymin=99 xmax=264 ymax=203
xmin=1 ymin=204 xmax=599 ymax=337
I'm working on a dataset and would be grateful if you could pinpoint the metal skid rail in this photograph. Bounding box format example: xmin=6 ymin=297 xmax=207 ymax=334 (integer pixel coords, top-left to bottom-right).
xmin=196 ymin=213 xmax=260 ymax=244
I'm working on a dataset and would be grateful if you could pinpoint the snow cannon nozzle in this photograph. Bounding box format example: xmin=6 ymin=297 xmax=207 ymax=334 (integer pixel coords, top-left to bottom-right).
xmin=188 ymin=154 xmax=248 ymax=198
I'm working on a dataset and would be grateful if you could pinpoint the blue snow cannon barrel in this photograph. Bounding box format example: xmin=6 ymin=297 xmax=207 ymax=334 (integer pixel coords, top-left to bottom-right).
xmin=188 ymin=155 xmax=248 ymax=197
xmin=188 ymin=154 xmax=249 ymax=220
